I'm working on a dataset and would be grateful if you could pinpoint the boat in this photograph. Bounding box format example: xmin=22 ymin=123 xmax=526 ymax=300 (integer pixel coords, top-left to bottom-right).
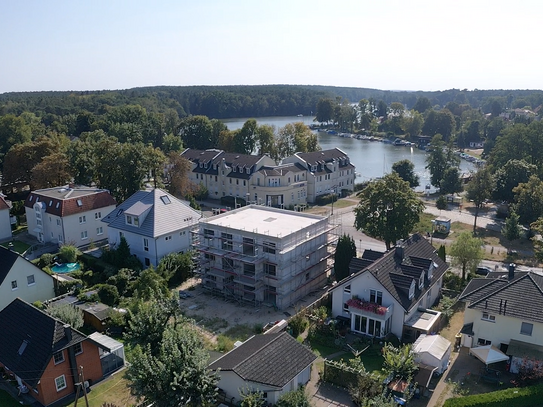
xmin=297 ymin=114 xmax=303 ymax=117
xmin=327 ymin=130 xmax=337 ymax=135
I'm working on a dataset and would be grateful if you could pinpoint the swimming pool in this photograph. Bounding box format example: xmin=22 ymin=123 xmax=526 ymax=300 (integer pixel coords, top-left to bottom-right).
xmin=52 ymin=262 xmax=81 ymax=274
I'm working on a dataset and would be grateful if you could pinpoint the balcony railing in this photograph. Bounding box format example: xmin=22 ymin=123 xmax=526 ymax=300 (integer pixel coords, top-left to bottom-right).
xmin=346 ymin=298 xmax=393 ymax=319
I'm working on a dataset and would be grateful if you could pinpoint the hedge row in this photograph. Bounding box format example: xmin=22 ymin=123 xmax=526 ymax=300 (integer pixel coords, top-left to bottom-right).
xmin=443 ymin=383 xmax=543 ymax=407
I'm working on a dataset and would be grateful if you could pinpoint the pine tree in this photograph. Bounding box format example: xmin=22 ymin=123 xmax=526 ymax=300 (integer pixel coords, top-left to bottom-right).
xmin=334 ymin=234 xmax=357 ymax=282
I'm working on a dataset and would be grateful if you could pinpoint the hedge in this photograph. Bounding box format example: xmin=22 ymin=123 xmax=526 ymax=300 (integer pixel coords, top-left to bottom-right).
xmin=443 ymin=383 xmax=543 ymax=407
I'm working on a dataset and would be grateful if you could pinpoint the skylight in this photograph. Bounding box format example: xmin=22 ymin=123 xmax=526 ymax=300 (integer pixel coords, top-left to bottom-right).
xmin=18 ymin=340 xmax=29 ymax=356
xmin=160 ymin=195 xmax=171 ymax=205
xmin=76 ymin=199 xmax=83 ymax=207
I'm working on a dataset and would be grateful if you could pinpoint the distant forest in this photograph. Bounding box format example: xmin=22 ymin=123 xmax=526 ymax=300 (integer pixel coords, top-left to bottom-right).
xmin=2 ymin=85 xmax=543 ymax=120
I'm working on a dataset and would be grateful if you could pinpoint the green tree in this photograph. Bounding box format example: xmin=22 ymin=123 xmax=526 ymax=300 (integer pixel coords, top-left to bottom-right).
xmin=162 ymin=133 xmax=184 ymax=154
xmin=440 ymin=167 xmax=463 ymax=195
xmin=276 ymin=387 xmax=311 ymax=407
xmin=438 ymin=245 xmax=446 ymax=262
xmin=255 ymin=124 xmax=276 ymax=157
xmin=46 ymin=303 xmax=84 ymax=329
xmin=450 ymin=231 xmax=483 ymax=280
xmin=392 ymin=159 xmax=419 ymax=188
xmin=413 ymin=97 xmax=432 ymax=114
xmin=436 ymin=195 xmax=447 ymax=210
xmin=239 ymin=388 xmax=266 ymax=407
xmin=349 ymin=373 xmax=382 ymax=407
xmin=530 ymin=218 xmax=543 ymax=262
xmin=425 ymin=135 xmax=459 ymax=190
xmin=466 ymin=168 xmax=493 ymax=232
xmin=354 ymin=173 xmax=425 ymax=250
xmin=503 ymin=211 xmax=522 ymax=241
xmin=401 ymin=110 xmax=424 ymax=138
xmin=334 ymin=234 xmax=357 ymax=282
xmin=98 ymin=284 xmax=120 ymax=306
xmin=0 ymin=114 xmax=32 ymax=169
xmin=59 ymin=244 xmax=81 ymax=263
xmin=382 ymin=343 xmax=416 ymax=380
xmin=126 ymin=324 xmax=218 ymax=407
xmin=177 ymin=115 xmax=215 ymax=150
xmin=31 ymin=152 xmax=73 ymax=189
xmin=233 ymin=119 xmax=258 ymax=155
xmin=316 ymin=98 xmax=335 ymax=123
xmin=493 ymin=159 xmax=536 ymax=203
xmin=513 ymin=175 xmax=543 ymax=225
xmin=132 ymin=268 xmax=170 ymax=301
xmin=157 ymin=252 xmax=194 ymax=287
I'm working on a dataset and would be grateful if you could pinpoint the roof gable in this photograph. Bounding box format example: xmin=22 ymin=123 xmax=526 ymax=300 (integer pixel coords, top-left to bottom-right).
xmin=209 ymin=332 xmax=316 ymax=388
xmin=0 ymin=247 xmax=52 ymax=287
xmin=0 ymin=298 xmax=87 ymax=387
xmin=102 ymin=188 xmax=201 ymax=238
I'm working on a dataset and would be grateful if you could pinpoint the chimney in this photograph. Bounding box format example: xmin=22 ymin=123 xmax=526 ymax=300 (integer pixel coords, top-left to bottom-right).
xmin=63 ymin=324 xmax=72 ymax=342
xmin=508 ymin=263 xmax=516 ymax=280
xmin=499 ymin=299 xmax=503 ymax=314
xmin=395 ymin=241 xmax=404 ymax=259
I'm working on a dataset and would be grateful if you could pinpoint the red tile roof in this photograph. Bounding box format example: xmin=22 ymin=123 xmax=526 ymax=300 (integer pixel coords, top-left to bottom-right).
xmin=24 ymin=189 xmax=116 ymax=217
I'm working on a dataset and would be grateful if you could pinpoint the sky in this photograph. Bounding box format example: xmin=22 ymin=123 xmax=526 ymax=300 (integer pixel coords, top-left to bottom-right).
xmin=1 ymin=0 xmax=542 ymax=94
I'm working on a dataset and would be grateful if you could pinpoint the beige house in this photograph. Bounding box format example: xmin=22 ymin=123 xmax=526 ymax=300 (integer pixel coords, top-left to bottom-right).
xmin=24 ymin=186 xmax=116 ymax=248
xmin=0 ymin=247 xmax=55 ymax=311
xmin=0 ymin=194 xmax=12 ymax=242
xmin=459 ymin=267 xmax=543 ymax=373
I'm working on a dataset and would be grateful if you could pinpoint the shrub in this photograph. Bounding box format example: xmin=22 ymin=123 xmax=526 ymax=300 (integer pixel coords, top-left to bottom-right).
xmin=57 ymin=279 xmax=82 ymax=295
xmin=216 ymin=335 xmax=235 ymax=352
xmin=38 ymin=253 xmax=55 ymax=268
xmin=443 ymin=382 xmax=543 ymax=407
xmin=98 ymin=284 xmax=120 ymax=306
xmin=436 ymin=195 xmax=448 ymax=210
xmin=46 ymin=303 xmax=84 ymax=329
xmin=59 ymin=245 xmax=81 ymax=263
xmin=289 ymin=312 xmax=309 ymax=337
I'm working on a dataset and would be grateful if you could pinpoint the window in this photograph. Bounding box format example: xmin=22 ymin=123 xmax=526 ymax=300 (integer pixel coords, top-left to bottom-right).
xmin=221 ymin=232 xmax=233 ymax=251
xmin=165 ymin=235 xmax=172 ymax=241
xmin=160 ymin=195 xmax=171 ymax=205
xmin=80 ymin=231 xmax=88 ymax=240
xmin=126 ymin=215 xmax=132 ymax=225
xmin=134 ymin=217 xmax=139 ymax=226
xmin=97 ymin=227 xmax=103 ymax=235
xmin=79 ymin=215 xmax=86 ymax=224
xmin=370 ymin=289 xmax=383 ymax=305
xmin=55 ymin=375 xmax=67 ymax=391
xmin=264 ymin=263 xmax=276 ymax=277
xmin=76 ymin=199 xmax=83 ymax=207
xmin=482 ymin=312 xmax=496 ymax=322
xmin=344 ymin=285 xmax=351 ymax=294
xmin=56 ymin=219 xmax=61 ymax=226
xmin=263 ymin=241 xmax=276 ymax=254
xmin=53 ymin=351 xmax=65 ymax=365
xmin=145 ymin=258 xmax=150 ymax=266
xmin=143 ymin=238 xmax=149 ymax=251
xmin=27 ymin=275 xmax=35 ymax=285
xmin=11 ymin=280 xmax=17 ymax=290
xmin=343 ymin=302 xmax=349 ymax=312
xmin=521 ymin=322 xmax=533 ymax=336
xmin=95 ymin=211 xmax=101 ymax=219
xmin=242 ymin=237 xmax=255 ymax=256
xmin=477 ymin=338 xmax=492 ymax=346
xmin=204 ymin=229 xmax=215 ymax=238
xmin=74 ymin=342 xmax=83 ymax=355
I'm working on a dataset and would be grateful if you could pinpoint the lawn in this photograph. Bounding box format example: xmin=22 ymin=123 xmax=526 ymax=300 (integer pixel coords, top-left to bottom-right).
xmin=0 ymin=389 xmax=29 ymax=406
xmin=85 ymin=372 xmax=138 ymax=407
xmin=0 ymin=240 xmax=31 ymax=254
xmin=332 ymin=348 xmax=384 ymax=375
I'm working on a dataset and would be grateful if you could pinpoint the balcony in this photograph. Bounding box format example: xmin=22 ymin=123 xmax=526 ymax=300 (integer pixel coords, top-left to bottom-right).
xmin=346 ymin=298 xmax=393 ymax=320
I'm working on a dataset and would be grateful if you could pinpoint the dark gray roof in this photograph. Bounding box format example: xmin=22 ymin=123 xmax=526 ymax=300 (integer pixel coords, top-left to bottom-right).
xmin=334 ymin=234 xmax=448 ymax=312
xmin=0 ymin=247 xmax=19 ymax=285
xmin=258 ymin=163 xmax=306 ymax=176
xmin=362 ymin=250 xmax=385 ymax=261
xmin=181 ymin=149 xmax=265 ymax=179
xmin=295 ymin=148 xmax=352 ymax=167
xmin=102 ymin=188 xmax=201 ymax=238
xmin=459 ymin=272 xmax=543 ymax=324
xmin=0 ymin=298 xmax=87 ymax=387
xmin=209 ymin=332 xmax=316 ymax=388
xmin=349 ymin=258 xmax=374 ymax=274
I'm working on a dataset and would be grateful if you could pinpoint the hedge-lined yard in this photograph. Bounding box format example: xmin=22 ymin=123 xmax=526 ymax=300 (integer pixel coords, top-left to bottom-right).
xmin=443 ymin=383 xmax=543 ymax=407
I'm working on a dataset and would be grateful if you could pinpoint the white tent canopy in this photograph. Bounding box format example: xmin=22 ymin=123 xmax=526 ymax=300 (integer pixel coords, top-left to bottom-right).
xmin=469 ymin=345 xmax=509 ymax=365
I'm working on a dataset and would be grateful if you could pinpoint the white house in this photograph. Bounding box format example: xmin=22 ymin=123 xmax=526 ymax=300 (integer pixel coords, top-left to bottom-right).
xmin=0 ymin=246 xmax=55 ymax=311
xmin=413 ymin=334 xmax=451 ymax=374
xmin=24 ymin=186 xmax=117 ymax=248
xmin=330 ymin=234 xmax=448 ymax=341
xmin=459 ymin=267 xmax=543 ymax=373
xmin=102 ymin=188 xmax=201 ymax=267
xmin=195 ymin=205 xmax=336 ymax=309
xmin=209 ymin=332 xmax=317 ymax=405
xmin=0 ymin=194 xmax=12 ymax=242
xmin=282 ymin=148 xmax=356 ymax=203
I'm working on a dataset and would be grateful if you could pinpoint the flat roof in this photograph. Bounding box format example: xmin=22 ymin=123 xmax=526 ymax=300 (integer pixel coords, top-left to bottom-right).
xmin=33 ymin=186 xmax=107 ymax=200
xmin=202 ymin=205 xmax=324 ymax=238
xmin=404 ymin=309 xmax=442 ymax=331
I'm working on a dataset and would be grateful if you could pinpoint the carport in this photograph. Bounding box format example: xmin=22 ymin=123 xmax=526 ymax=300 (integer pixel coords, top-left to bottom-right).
xmin=469 ymin=345 xmax=509 ymax=366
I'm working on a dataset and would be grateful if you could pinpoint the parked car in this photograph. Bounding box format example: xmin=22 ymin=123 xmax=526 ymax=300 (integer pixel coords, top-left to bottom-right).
xmin=179 ymin=290 xmax=192 ymax=299
xmin=476 ymin=266 xmax=492 ymax=276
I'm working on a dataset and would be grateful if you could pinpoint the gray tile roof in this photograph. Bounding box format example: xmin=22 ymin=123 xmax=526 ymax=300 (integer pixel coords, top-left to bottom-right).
xmin=102 ymin=188 xmax=201 ymax=238
xmin=208 ymin=332 xmax=317 ymax=388
xmin=459 ymin=272 xmax=543 ymax=324
xmin=258 ymin=163 xmax=306 ymax=177
xmin=0 ymin=298 xmax=87 ymax=388
xmin=333 ymin=234 xmax=448 ymax=312
xmin=181 ymin=149 xmax=264 ymax=179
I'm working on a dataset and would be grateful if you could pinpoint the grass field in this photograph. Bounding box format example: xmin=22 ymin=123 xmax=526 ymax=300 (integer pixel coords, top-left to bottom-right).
xmin=0 ymin=240 xmax=30 ymax=254
xmin=85 ymin=372 xmax=138 ymax=407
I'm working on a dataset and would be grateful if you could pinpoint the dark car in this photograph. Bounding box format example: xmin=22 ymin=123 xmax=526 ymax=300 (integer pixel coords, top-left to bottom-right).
xmin=476 ymin=266 xmax=492 ymax=276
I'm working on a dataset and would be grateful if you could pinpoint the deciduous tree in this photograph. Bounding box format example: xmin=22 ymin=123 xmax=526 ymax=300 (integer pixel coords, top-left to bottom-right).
xmin=276 ymin=387 xmax=311 ymax=407
xmin=450 ymin=231 xmax=483 ymax=280
xmin=440 ymin=167 xmax=463 ymax=195
xmin=392 ymin=159 xmax=419 ymax=188
xmin=354 ymin=173 xmax=424 ymax=250
xmin=466 ymin=167 xmax=493 ymax=232
xmin=334 ymin=234 xmax=357 ymax=282
xmin=503 ymin=211 xmax=522 ymax=241
xmin=513 ymin=175 xmax=543 ymax=225
xmin=493 ymin=159 xmax=536 ymax=203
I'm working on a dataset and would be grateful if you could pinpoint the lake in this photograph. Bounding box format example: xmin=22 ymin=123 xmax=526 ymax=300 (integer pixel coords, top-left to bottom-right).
xmin=222 ymin=116 xmax=475 ymax=192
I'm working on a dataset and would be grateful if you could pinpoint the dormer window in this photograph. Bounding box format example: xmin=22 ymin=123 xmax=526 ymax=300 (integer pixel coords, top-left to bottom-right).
xmin=311 ymin=165 xmax=317 ymax=172
xmin=134 ymin=217 xmax=139 ymax=227
xmin=232 ymin=165 xmax=236 ymax=172
xmin=419 ymin=275 xmax=424 ymax=289
xmin=246 ymin=167 xmax=250 ymax=174
xmin=409 ymin=281 xmax=415 ymax=300
xmin=213 ymin=164 xmax=217 ymax=170
xmin=204 ymin=163 xmax=207 ymax=169
xmin=199 ymin=162 xmax=203 ymax=168
xmin=126 ymin=215 xmax=133 ymax=225
xmin=29 ymin=195 xmax=33 ymax=202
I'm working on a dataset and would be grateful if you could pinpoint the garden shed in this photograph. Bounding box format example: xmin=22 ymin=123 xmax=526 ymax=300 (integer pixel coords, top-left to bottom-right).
xmin=413 ymin=334 xmax=451 ymax=374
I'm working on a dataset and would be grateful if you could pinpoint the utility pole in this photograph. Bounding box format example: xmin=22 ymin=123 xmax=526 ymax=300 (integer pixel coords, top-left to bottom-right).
xmin=73 ymin=366 xmax=89 ymax=407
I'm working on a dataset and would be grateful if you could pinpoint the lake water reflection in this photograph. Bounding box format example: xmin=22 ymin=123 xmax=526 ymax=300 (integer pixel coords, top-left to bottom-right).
xmin=222 ymin=116 xmax=475 ymax=191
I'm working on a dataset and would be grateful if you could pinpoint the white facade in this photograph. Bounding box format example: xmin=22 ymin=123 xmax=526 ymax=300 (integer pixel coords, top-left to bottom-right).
xmin=216 ymin=366 xmax=311 ymax=405
xmin=196 ymin=206 xmax=336 ymax=309
xmin=0 ymin=207 xmax=11 ymax=243
xmin=24 ymin=187 xmax=116 ymax=248
xmin=0 ymin=252 xmax=55 ymax=311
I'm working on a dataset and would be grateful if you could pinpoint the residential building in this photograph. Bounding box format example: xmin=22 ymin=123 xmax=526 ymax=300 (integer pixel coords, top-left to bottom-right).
xmin=195 ymin=205 xmax=336 ymax=309
xmin=0 ymin=246 xmax=55 ymax=311
xmin=0 ymin=298 xmax=104 ymax=407
xmin=282 ymin=148 xmax=356 ymax=203
xmin=209 ymin=332 xmax=317 ymax=405
xmin=24 ymin=186 xmax=116 ymax=248
xmin=251 ymin=162 xmax=308 ymax=207
xmin=102 ymin=188 xmax=201 ymax=267
xmin=458 ymin=267 xmax=543 ymax=373
xmin=330 ymin=234 xmax=448 ymax=341
xmin=0 ymin=193 xmax=12 ymax=242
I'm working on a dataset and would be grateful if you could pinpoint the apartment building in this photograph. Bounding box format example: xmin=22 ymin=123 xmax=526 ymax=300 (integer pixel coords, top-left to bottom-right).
xmin=194 ymin=205 xmax=337 ymax=309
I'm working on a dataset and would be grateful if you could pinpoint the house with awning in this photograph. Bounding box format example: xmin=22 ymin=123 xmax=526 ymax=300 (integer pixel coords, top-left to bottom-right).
xmin=459 ymin=266 xmax=543 ymax=373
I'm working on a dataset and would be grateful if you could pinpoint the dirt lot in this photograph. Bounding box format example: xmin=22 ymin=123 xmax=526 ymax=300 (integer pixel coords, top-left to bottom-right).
xmin=176 ymin=277 xmax=329 ymax=335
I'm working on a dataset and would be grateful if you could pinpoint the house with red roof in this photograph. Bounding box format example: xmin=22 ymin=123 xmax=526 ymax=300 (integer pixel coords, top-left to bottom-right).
xmin=24 ymin=186 xmax=116 ymax=248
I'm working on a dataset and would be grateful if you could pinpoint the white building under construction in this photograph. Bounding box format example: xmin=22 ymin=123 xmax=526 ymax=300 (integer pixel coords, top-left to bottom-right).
xmin=194 ymin=205 xmax=337 ymax=309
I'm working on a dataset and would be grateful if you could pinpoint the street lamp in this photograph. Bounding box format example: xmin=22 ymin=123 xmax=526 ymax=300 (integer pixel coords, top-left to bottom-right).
xmin=330 ymin=187 xmax=337 ymax=215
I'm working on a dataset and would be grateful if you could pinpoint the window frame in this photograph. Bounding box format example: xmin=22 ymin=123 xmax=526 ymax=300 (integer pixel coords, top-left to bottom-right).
xmin=74 ymin=342 xmax=83 ymax=355
xmin=27 ymin=275 xmax=35 ymax=286
xmin=55 ymin=375 xmax=67 ymax=392
xmin=11 ymin=280 xmax=18 ymax=290
xmin=521 ymin=322 xmax=533 ymax=336
xmin=481 ymin=312 xmax=496 ymax=322
xmin=53 ymin=351 xmax=65 ymax=365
